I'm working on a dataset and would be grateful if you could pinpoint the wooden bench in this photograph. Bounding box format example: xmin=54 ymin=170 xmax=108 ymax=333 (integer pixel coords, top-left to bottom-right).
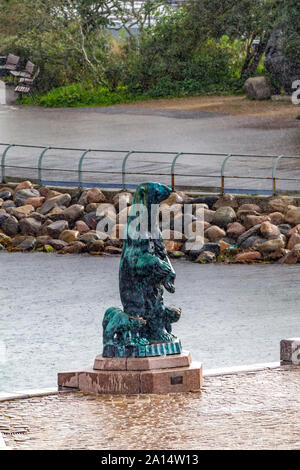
xmin=0 ymin=54 xmax=20 ymax=72
xmin=11 ymin=60 xmax=34 ymax=79
xmin=15 ymin=66 xmax=40 ymax=95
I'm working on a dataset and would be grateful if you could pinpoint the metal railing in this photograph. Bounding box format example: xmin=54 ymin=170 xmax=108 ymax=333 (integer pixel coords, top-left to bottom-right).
xmin=1 ymin=142 xmax=300 ymax=195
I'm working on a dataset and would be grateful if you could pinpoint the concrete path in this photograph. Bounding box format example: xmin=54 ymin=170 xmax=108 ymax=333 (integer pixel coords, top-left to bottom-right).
xmin=0 ymin=103 xmax=299 ymax=192
xmin=0 ymin=366 xmax=299 ymax=449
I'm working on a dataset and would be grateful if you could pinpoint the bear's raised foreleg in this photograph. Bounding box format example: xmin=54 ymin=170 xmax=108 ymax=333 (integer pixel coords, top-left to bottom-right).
xmin=136 ymin=252 xmax=172 ymax=278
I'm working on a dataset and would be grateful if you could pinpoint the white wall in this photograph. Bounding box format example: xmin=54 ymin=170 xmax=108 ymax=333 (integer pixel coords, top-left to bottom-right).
xmin=0 ymin=80 xmax=5 ymax=105
xmin=0 ymin=80 xmax=17 ymax=105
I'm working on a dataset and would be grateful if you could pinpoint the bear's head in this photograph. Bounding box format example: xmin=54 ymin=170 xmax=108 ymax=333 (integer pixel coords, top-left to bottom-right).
xmin=126 ymin=182 xmax=171 ymax=243
xmin=132 ymin=182 xmax=171 ymax=206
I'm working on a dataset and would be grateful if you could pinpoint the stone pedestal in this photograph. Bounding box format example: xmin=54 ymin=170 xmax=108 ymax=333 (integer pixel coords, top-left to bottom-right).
xmin=280 ymin=338 xmax=300 ymax=365
xmin=58 ymin=350 xmax=203 ymax=394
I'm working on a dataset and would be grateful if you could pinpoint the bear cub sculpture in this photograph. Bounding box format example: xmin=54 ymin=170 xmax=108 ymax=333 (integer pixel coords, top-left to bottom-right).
xmin=102 ymin=182 xmax=182 ymax=357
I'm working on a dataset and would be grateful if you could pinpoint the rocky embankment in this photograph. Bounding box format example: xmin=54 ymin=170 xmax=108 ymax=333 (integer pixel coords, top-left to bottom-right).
xmin=1 ymin=181 xmax=300 ymax=264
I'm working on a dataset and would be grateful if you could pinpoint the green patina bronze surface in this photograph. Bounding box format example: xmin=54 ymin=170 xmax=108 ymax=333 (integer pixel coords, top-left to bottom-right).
xmin=102 ymin=182 xmax=182 ymax=358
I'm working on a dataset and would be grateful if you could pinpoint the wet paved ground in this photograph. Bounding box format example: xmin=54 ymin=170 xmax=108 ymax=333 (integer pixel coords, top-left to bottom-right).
xmin=1 ymin=366 xmax=299 ymax=449
xmin=0 ymin=252 xmax=300 ymax=392
xmin=0 ymin=103 xmax=299 ymax=192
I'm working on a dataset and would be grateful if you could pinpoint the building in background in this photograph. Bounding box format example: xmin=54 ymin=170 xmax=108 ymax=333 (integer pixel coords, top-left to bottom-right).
xmin=109 ymin=0 xmax=186 ymax=36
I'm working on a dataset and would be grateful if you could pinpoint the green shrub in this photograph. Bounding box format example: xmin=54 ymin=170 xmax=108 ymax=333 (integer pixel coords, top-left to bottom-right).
xmin=123 ymin=8 xmax=244 ymax=98
xmin=20 ymin=82 xmax=145 ymax=108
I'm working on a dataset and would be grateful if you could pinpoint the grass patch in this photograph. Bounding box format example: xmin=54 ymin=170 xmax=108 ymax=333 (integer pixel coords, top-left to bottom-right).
xmin=20 ymin=83 xmax=145 ymax=108
xmin=20 ymin=81 xmax=242 ymax=108
xmin=297 ymin=114 xmax=300 ymax=120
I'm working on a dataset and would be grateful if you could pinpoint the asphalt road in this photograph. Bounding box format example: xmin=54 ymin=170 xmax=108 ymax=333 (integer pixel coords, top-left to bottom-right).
xmin=0 ymin=104 xmax=300 ymax=193
xmin=0 ymin=253 xmax=299 ymax=392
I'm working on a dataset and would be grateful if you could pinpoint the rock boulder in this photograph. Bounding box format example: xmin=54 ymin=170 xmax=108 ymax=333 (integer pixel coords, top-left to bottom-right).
xmin=243 ymin=76 xmax=271 ymax=100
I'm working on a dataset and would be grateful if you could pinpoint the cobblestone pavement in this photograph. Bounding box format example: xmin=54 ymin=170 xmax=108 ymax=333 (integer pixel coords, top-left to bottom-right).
xmin=0 ymin=367 xmax=299 ymax=450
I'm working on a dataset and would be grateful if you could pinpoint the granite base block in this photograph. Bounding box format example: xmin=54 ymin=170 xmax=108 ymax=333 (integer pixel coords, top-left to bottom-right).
xmin=280 ymin=338 xmax=300 ymax=365
xmin=93 ymin=350 xmax=191 ymax=371
xmin=140 ymin=362 xmax=203 ymax=394
xmin=58 ymin=351 xmax=202 ymax=394
xmin=78 ymin=368 xmax=141 ymax=395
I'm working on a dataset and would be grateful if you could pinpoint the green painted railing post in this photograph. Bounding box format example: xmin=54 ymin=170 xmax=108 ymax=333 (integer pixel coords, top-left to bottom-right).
xmin=220 ymin=154 xmax=232 ymax=194
xmin=1 ymin=144 xmax=15 ymax=183
xmin=271 ymin=155 xmax=284 ymax=196
xmin=122 ymin=151 xmax=133 ymax=190
xmin=38 ymin=146 xmax=51 ymax=184
xmin=170 ymin=152 xmax=183 ymax=191
xmin=78 ymin=149 xmax=91 ymax=188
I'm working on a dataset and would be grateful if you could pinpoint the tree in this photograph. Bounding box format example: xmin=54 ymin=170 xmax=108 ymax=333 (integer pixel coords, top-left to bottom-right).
xmin=109 ymin=0 xmax=169 ymax=38
xmin=0 ymin=0 xmax=170 ymax=91
xmin=281 ymin=0 xmax=300 ymax=63
xmin=0 ymin=0 xmax=119 ymax=89
xmin=184 ymin=0 xmax=283 ymax=78
xmin=122 ymin=6 xmax=237 ymax=96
